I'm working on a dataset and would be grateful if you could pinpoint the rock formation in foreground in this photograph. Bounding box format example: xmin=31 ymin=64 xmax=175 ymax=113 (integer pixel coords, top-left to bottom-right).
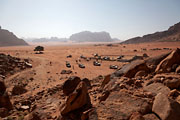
xmin=0 ymin=27 xmax=28 ymax=47
xmin=122 ymin=22 xmax=180 ymax=44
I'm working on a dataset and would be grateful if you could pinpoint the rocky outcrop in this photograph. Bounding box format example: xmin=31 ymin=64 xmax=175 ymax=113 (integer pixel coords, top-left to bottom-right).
xmin=0 ymin=53 xmax=32 ymax=76
xmin=0 ymin=28 xmax=28 ymax=47
xmin=60 ymin=77 xmax=92 ymax=120
xmin=155 ymin=48 xmax=180 ymax=73
xmin=112 ymin=60 xmax=150 ymax=78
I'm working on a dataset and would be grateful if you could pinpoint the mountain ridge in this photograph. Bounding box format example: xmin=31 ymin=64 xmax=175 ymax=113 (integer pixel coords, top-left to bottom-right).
xmin=121 ymin=22 xmax=180 ymax=44
xmin=0 ymin=27 xmax=28 ymax=47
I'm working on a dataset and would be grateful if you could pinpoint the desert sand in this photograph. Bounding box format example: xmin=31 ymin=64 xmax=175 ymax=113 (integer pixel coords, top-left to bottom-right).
xmin=1 ymin=41 xmax=180 ymax=119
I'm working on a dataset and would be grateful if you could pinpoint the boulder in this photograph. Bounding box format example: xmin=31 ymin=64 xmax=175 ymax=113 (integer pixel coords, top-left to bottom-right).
xmin=143 ymin=83 xmax=170 ymax=96
xmin=61 ymin=81 xmax=91 ymax=115
xmin=156 ymin=48 xmax=180 ymax=73
xmin=62 ymin=76 xmax=81 ymax=96
xmin=152 ymin=93 xmax=180 ymax=120
xmin=113 ymin=60 xmax=150 ymax=78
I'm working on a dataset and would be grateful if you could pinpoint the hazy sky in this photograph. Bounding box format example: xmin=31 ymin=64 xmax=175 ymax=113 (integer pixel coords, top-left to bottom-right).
xmin=0 ymin=0 xmax=180 ymax=40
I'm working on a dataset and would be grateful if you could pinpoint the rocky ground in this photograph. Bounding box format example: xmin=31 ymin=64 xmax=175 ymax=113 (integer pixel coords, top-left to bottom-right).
xmin=0 ymin=42 xmax=180 ymax=120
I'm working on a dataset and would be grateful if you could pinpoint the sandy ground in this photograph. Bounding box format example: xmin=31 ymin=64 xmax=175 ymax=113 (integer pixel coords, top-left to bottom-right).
xmin=0 ymin=41 xmax=180 ymax=119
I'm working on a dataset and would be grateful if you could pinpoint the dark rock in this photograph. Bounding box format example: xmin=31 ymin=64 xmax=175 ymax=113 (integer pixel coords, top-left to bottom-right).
xmin=0 ymin=107 xmax=9 ymax=118
xmin=62 ymin=76 xmax=81 ymax=96
xmin=61 ymin=81 xmax=92 ymax=117
xmin=82 ymin=78 xmax=91 ymax=89
xmin=60 ymin=70 xmax=72 ymax=74
xmin=12 ymin=85 xmax=27 ymax=95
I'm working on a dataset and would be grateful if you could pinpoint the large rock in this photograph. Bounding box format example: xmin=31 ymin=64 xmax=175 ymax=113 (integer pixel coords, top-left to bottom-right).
xmin=155 ymin=48 xmax=180 ymax=73
xmin=94 ymin=90 xmax=152 ymax=119
xmin=62 ymin=76 xmax=81 ymax=96
xmin=113 ymin=60 xmax=150 ymax=78
xmin=145 ymin=52 xmax=170 ymax=66
xmin=143 ymin=83 xmax=170 ymax=96
xmin=152 ymin=93 xmax=180 ymax=120
xmin=61 ymin=81 xmax=91 ymax=116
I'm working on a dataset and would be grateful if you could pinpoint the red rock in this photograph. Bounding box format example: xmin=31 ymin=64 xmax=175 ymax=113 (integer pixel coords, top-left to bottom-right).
xmin=62 ymin=76 xmax=81 ymax=96
xmin=129 ymin=112 xmax=144 ymax=120
xmin=143 ymin=83 xmax=170 ymax=96
xmin=113 ymin=60 xmax=150 ymax=78
xmin=155 ymin=48 xmax=180 ymax=73
xmin=61 ymin=81 xmax=91 ymax=115
xmin=152 ymin=93 xmax=180 ymax=120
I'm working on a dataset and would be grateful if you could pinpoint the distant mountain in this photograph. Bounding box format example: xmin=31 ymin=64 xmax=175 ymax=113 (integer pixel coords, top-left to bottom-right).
xmin=69 ymin=31 xmax=114 ymax=42
xmin=0 ymin=27 xmax=28 ymax=47
xmin=121 ymin=22 xmax=180 ymax=44
xmin=25 ymin=37 xmax=68 ymax=42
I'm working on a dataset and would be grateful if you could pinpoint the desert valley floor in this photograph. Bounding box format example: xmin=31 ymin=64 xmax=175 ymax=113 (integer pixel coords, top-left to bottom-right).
xmin=1 ymin=42 xmax=180 ymax=120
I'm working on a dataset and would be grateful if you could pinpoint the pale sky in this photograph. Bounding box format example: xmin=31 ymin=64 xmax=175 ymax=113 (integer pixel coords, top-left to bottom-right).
xmin=0 ymin=0 xmax=180 ymax=40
